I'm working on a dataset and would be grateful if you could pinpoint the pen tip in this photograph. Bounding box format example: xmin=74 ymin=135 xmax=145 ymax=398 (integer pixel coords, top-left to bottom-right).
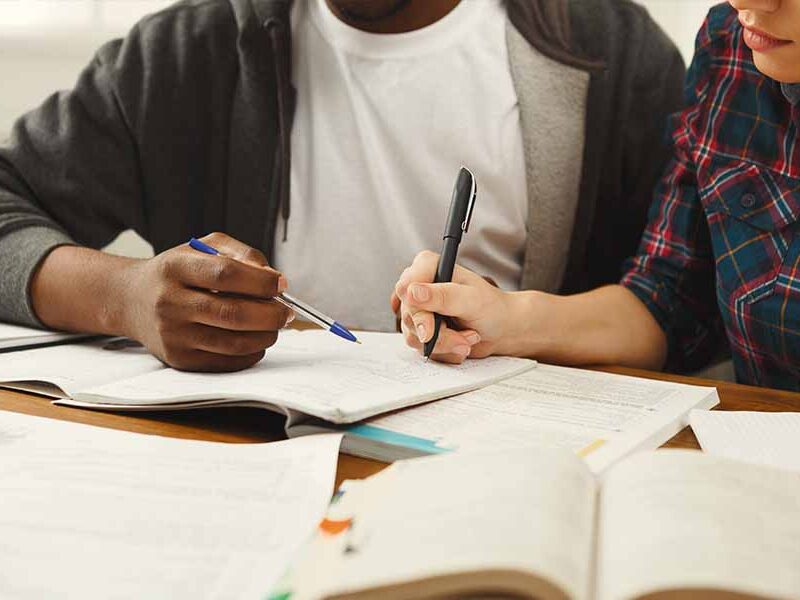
xmin=355 ymin=340 xmax=362 ymax=345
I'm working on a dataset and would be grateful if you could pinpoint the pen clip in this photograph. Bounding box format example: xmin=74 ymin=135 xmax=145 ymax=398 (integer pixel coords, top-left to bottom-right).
xmin=461 ymin=167 xmax=477 ymax=233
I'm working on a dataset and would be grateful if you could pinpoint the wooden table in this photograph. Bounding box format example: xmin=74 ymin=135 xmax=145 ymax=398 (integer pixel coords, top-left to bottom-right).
xmin=2 ymin=365 xmax=800 ymax=488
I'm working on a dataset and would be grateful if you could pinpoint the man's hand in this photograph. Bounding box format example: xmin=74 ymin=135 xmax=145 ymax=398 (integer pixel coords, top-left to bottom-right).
xmin=393 ymin=250 xmax=515 ymax=364
xmin=32 ymin=233 xmax=293 ymax=372
xmin=121 ymin=232 xmax=293 ymax=371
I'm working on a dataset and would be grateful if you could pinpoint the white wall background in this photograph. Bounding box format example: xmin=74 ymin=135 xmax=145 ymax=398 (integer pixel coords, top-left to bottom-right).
xmin=0 ymin=0 xmax=721 ymax=257
xmin=639 ymin=0 xmax=720 ymax=59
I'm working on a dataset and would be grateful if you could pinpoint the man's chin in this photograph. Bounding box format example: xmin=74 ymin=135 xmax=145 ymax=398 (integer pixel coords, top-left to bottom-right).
xmin=329 ymin=0 xmax=412 ymax=22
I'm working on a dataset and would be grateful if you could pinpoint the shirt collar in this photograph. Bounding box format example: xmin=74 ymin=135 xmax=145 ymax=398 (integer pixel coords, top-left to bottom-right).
xmin=782 ymin=83 xmax=800 ymax=105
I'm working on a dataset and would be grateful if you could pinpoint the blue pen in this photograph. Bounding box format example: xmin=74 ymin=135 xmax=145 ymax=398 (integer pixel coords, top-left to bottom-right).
xmin=188 ymin=238 xmax=360 ymax=344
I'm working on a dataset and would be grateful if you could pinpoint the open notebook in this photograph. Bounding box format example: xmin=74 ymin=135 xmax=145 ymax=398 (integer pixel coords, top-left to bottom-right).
xmin=0 ymin=322 xmax=91 ymax=352
xmin=272 ymin=446 xmax=800 ymax=600
xmin=0 ymin=331 xmax=534 ymax=424
xmin=294 ymin=365 xmax=719 ymax=473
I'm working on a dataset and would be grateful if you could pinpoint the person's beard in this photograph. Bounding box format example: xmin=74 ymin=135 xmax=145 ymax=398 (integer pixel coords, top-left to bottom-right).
xmin=328 ymin=0 xmax=412 ymax=23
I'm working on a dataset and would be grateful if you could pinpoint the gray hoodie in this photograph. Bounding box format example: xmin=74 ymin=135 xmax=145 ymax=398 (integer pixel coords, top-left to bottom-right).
xmin=0 ymin=0 xmax=685 ymax=327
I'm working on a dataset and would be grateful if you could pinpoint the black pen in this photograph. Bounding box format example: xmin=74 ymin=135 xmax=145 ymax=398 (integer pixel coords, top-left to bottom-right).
xmin=423 ymin=167 xmax=478 ymax=360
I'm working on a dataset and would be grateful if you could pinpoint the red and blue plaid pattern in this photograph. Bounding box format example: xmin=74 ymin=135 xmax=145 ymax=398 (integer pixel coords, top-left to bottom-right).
xmin=621 ymin=4 xmax=800 ymax=389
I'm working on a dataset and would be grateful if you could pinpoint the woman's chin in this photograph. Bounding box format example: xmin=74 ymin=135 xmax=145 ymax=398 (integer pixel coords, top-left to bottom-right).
xmin=752 ymin=48 xmax=800 ymax=84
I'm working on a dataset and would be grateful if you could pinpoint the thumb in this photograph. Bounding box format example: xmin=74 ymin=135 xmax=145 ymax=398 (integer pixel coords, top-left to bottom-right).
xmin=407 ymin=282 xmax=479 ymax=319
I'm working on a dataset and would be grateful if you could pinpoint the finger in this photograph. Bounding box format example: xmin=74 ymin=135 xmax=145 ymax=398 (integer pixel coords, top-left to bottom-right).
xmin=401 ymin=313 xmax=422 ymax=347
xmin=409 ymin=309 xmax=435 ymax=343
xmin=199 ymin=233 xmax=290 ymax=292
xmin=187 ymin=292 xmax=293 ymax=331
xmin=400 ymin=318 xmax=423 ymax=352
xmin=169 ymin=251 xmax=285 ymax=298
xmin=164 ymin=348 xmax=266 ymax=373
xmin=427 ymin=351 xmax=468 ymax=365
xmin=466 ymin=342 xmax=493 ymax=359
xmin=201 ymin=232 xmax=269 ymax=267
xmin=402 ymin=309 xmax=416 ymax=336
xmin=405 ymin=282 xmax=480 ymax=319
xmin=390 ymin=291 xmax=401 ymax=316
xmin=426 ymin=327 xmax=476 ymax=365
xmin=188 ymin=324 xmax=279 ymax=356
xmin=395 ymin=253 xmax=439 ymax=300
xmin=425 ymin=324 xmax=478 ymax=357
xmin=397 ymin=251 xmax=488 ymax=296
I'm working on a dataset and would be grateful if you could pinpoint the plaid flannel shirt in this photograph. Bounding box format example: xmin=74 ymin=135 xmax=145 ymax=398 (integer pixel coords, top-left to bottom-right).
xmin=621 ymin=5 xmax=800 ymax=390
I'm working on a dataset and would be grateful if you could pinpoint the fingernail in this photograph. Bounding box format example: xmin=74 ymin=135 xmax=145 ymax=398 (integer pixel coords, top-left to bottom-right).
xmin=286 ymin=310 xmax=296 ymax=324
xmin=453 ymin=345 xmax=471 ymax=357
xmin=411 ymin=285 xmax=430 ymax=302
xmin=278 ymin=275 xmax=288 ymax=293
xmin=465 ymin=332 xmax=480 ymax=345
xmin=416 ymin=323 xmax=426 ymax=342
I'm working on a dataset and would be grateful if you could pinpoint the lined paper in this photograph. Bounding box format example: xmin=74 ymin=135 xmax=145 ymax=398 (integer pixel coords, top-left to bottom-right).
xmin=690 ymin=410 xmax=800 ymax=472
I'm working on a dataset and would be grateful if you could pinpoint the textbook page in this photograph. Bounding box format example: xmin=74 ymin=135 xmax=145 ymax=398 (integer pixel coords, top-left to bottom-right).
xmin=0 ymin=339 xmax=162 ymax=397
xmin=597 ymin=451 xmax=800 ymax=600
xmin=357 ymin=365 xmax=718 ymax=472
xmin=0 ymin=410 xmax=342 ymax=600
xmin=690 ymin=410 xmax=800 ymax=473
xmin=279 ymin=447 xmax=597 ymax=600
xmin=0 ymin=322 xmax=90 ymax=351
xmin=72 ymin=331 xmax=535 ymax=423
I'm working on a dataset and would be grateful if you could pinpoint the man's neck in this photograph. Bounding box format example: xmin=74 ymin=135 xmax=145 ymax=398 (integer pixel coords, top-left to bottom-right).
xmin=324 ymin=0 xmax=461 ymax=34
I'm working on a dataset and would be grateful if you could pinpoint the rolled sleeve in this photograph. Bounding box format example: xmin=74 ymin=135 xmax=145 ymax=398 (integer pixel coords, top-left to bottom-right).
xmin=620 ymin=29 xmax=728 ymax=372
xmin=620 ymin=147 xmax=721 ymax=371
xmin=0 ymin=226 xmax=74 ymax=327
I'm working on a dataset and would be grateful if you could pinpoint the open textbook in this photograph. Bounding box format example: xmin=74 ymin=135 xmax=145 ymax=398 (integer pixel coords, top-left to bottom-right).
xmin=0 ymin=410 xmax=343 ymax=599
xmin=0 ymin=331 xmax=533 ymax=424
xmin=273 ymin=446 xmax=800 ymax=600
xmin=294 ymin=365 xmax=719 ymax=472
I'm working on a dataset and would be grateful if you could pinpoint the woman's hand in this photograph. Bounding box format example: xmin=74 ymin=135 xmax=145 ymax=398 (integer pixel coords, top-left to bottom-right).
xmin=393 ymin=251 xmax=518 ymax=364
xmin=392 ymin=252 xmax=669 ymax=370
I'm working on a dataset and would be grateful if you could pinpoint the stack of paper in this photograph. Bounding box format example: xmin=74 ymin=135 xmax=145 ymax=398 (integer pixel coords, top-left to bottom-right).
xmin=295 ymin=364 xmax=719 ymax=473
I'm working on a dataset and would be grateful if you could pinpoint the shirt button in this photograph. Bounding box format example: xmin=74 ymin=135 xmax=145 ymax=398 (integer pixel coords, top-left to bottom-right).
xmin=740 ymin=193 xmax=757 ymax=209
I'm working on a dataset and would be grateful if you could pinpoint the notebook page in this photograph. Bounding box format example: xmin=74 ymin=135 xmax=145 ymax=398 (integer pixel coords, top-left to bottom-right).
xmin=73 ymin=331 xmax=535 ymax=423
xmin=690 ymin=410 xmax=800 ymax=473
xmin=0 ymin=340 xmax=163 ymax=396
xmin=361 ymin=365 xmax=718 ymax=473
xmin=0 ymin=410 xmax=342 ymax=599
xmin=0 ymin=323 xmax=90 ymax=350
xmin=597 ymin=451 xmax=800 ymax=600
xmin=0 ymin=323 xmax=52 ymax=341
xmin=282 ymin=447 xmax=597 ymax=600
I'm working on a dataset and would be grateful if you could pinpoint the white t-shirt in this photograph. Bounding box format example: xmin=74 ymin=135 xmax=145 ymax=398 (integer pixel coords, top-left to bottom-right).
xmin=272 ymin=0 xmax=527 ymax=332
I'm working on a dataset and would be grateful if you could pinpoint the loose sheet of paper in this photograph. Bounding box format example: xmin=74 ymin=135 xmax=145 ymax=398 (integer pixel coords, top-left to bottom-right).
xmin=690 ymin=410 xmax=800 ymax=472
xmin=364 ymin=365 xmax=718 ymax=472
xmin=72 ymin=331 xmax=535 ymax=423
xmin=0 ymin=410 xmax=342 ymax=600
